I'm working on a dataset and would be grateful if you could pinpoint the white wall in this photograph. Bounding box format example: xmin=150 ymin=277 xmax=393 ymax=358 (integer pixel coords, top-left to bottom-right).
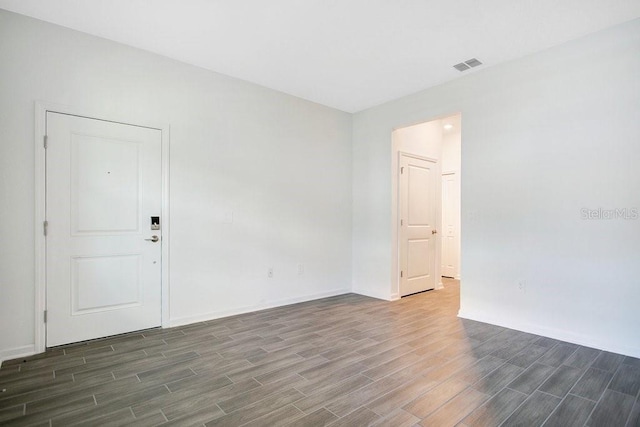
xmin=353 ymin=20 xmax=640 ymax=357
xmin=392 ymin=121 xmax=443 ymax=160
xmin=441 ymin=125 xmax=461 ymax=173
xmin=0 ymin=10 xmax=352 ymax=360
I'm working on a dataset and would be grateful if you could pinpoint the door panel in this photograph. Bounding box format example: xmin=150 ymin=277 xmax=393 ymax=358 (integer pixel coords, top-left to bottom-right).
xmin=441 ymin=172 xmax=460 ymax=279
xmin=407 ymin=239 xmax=431 ymax=278
xmin=71 ymin=255 xmax=141 ymax=314
xmin=46 ymin=112 xmax=162 ymax=347
xmin=399 ymin=154 xmax=437 ymax=296
xmin=72 ymin=135 xmax=141 ymax=233
xmin=408 ymin=166 xmax=431 ymax=225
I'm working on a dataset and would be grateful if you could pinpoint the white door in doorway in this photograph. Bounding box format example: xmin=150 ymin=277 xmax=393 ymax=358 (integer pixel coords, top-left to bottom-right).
xmin=46 ymin=112 xmax=162 ymax=347
xmin=442 ymin=172 xmax=460 ymax=279
xmin=399 ymin=154 xmax=438 ymax=296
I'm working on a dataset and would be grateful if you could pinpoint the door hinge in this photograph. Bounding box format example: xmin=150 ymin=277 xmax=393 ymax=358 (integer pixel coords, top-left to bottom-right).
xmin=400 ymin=270 xmax=403 ymax=278
xmin=400 ymin=219 xmax=403 ymax=226
xmin=43 ymin=220 xmax=48 ymax=236
xmin=401 ymin=167 xmax=404 ymax=174
xmin=44 ymin=135 xmax=48 ymax=149
xmin=44 ymin=310 xmax=48 ymax=323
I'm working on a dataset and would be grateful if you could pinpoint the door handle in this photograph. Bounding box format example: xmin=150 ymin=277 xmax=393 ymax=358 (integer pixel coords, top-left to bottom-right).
xmin=145 ymin=235 xmax=160 ymax=242
xmin=432 ymin=229 xmax=438 ymax=234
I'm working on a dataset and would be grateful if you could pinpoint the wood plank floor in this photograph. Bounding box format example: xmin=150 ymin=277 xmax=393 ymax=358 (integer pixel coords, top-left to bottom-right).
xmin=1 ymin=279 xmax=639 ymax=426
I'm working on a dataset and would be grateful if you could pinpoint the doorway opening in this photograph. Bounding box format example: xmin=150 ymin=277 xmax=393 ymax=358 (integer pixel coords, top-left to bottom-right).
xmin=391 ymin=113 xmax=461 ymax=299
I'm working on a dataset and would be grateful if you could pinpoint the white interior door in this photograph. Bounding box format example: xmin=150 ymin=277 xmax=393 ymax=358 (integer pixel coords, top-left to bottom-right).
xmin=46 ymin=112 xmax=162 ymax=347
xmin=442 ymin=172 xmax=460 ymax=279
xmin=399 ymin=154 xmax=438 ymax=296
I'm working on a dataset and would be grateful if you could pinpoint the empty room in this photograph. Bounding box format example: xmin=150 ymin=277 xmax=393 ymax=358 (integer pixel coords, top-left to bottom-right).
xmin=1 ymin=1 xmax=639 ymax=426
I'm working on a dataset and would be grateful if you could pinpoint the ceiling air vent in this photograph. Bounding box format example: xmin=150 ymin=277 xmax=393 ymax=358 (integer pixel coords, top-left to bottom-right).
xmin=453 ymin=62 xmax=470 ymax=72
xmin=465 ymin=58 xmax=483 ymax=68
xmin=453 ymin=58 xmax=483 ymax=72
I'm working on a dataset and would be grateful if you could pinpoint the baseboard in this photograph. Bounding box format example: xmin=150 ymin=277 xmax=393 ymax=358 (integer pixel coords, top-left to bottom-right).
xmin=169 ymin=288 xmax=351 ymax=328
xmin=458 ymin=309 xmax=640 ymax=359
xmin=351 ymin=287 xmax=392 ymax=301
xmin=0 ymin=345 xmax=36 ymax=365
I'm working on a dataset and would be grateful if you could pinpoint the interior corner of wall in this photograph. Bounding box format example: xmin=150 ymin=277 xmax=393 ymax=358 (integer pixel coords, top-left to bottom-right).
xmin=352 ymin=286 xmax=392 ymax=301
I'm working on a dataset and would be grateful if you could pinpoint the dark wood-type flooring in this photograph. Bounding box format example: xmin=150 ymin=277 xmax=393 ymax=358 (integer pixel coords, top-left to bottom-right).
xmin=1 ymin=279 xmax=639 ymax=426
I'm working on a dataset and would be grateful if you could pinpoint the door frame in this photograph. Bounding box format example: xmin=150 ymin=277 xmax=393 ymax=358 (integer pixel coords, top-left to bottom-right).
xmin=34 ymin=101 xmax=171 ymax=353
xmin=392 ymin=151 xmax=443 ymax=300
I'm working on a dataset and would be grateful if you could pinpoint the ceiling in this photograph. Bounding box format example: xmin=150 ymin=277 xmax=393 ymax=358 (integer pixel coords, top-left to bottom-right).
xmin=1 ymin=1 xmax=638 ymax=113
